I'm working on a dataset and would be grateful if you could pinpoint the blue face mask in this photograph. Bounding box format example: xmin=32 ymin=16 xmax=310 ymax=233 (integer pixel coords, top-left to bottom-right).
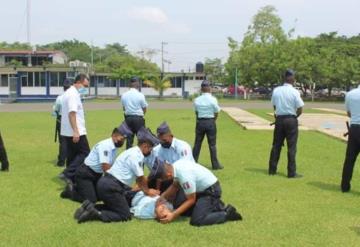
xmin=78 ymin=87 xmax=89 ymax=95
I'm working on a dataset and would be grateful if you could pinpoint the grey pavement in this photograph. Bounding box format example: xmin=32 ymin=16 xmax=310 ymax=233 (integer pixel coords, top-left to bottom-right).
xmin=0 ymin=100 xmax=345 ymax=112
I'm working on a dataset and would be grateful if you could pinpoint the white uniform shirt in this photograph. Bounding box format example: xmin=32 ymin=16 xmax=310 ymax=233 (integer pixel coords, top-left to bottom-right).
xmin=121 ymin=88 xmax=148 ymax=116
xmin=60 ymin=86 xmax=87 ymax=137
xmin=107 ymin=146 xmax=145 ymax=186
xmin=271 ymin=83 xmax=304 ymax=116
xmin=173 ymin=159 xmax=217 ymax=195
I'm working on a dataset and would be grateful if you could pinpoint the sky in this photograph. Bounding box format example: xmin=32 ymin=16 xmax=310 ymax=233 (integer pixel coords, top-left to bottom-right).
xmin=0 ymin=0 xmax=359 ymax=72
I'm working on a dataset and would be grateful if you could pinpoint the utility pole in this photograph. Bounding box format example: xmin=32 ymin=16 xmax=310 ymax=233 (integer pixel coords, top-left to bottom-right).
xmin=161 ymin=41 xmax=168 ymax=78
xmin=27 ymin=0 xmax=32 ymax=67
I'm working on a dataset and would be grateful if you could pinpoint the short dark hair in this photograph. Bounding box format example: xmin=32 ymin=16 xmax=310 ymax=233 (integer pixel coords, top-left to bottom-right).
xmin=112 ymin=128 xmax=121 ymax=135
xmin=138 ymin=139 xmax=154 ymax=147
xmin=74 ymin=73 xmax=89 ymax=84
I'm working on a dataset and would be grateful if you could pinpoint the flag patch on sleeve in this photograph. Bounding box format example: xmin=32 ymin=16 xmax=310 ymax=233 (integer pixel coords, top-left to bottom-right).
xmin=182 ymin=182 xmax=191 ymax=190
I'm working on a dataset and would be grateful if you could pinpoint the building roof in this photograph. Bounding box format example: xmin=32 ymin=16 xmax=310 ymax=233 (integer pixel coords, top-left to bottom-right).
xmin=0 ymin=50 xmax=66 ymax=56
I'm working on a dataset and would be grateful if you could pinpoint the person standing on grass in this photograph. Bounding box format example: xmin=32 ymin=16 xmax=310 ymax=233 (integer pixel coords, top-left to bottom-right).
xmin=60 ymin=74 xmax=90 ymax=185
xmin=0 ymin=131 xmax=9 ymax=172
xmin=268 ymin=69 xmax=304 ymax=178
xmin=192 ymin=80 xmax=223 ymax=170
xmin=121 ymin=77 xmax=148 ymax=149
xmin=341 ymin=84 xmax=360 ymax=192
xmin=52 ymin=79 xmax=72 ymax=167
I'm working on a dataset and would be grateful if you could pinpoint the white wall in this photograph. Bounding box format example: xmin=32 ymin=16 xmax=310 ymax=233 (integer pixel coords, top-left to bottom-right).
xmin=52 ymin=54 xmax=66 ymax=64
xmin=21 ymin=87 xmax=46 ymax=95
xmin=184 ymin=80 xmax=201 ymax=95
xmin=0 ymin=87 xmax=9 ymax=95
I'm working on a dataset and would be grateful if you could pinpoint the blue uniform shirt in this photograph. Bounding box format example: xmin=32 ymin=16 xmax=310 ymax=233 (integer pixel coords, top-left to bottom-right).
xmin=271 ymin=83 xmax=304 ymax=116
xmin=345 ymin=85 xmax=360 ymax=125
xmin=194 ymin=93 xmax=221 ymax=118
xmin=121 ymin=88 xmax=148 ymax=116
xmin=173 ymin=159 xmax=217 ymax=195
xmin=84 ymin=138 xmax=117 ymax=173
xmin=107 ymin=146 xmax=146 ymax=186
xmin=146 ymin=138 xmax=194 ymax=168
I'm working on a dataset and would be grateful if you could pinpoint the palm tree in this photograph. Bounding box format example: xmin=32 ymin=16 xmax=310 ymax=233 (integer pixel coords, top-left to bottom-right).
xmin=143 ymin=75 xmax=172 ymax=99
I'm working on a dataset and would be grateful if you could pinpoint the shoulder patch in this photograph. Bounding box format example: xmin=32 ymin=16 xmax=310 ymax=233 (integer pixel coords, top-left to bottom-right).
xmin=138 ymin=162 xmax=144 ymax=168
xmin=181 ymin=149 xmax=187 ymax=157
xmin=104 ymin=151 xmax=108 ymax=156
xmin=182 ymin=182 xmax=191 ymax=190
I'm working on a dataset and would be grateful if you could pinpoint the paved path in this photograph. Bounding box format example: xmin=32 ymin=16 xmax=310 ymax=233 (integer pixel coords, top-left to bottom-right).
xmin=313 ymin=108 xmax=346 ymax=115
xmin=223 ymin=107 xmax=348 ymax=142
xmin=0 ymin=100 xmax=346 ymax=112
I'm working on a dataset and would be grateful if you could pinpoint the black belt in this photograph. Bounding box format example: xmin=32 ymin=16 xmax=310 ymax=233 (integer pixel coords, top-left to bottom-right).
xmin=125 ymin=115 xmax=144 ymax=118
xmin=351 ymin=124 xmax=360 ymax=127
xmin=83 ymin=163 xmax=102 ymax=176
xmin=104 ymin=173 xmax=128 ymax=189
xmin=197 ymin=181 xmax=219 ymax=197
xmin=197 ymin=118 xmax=215 ymax=120
xmin=276 ymin=115 xmax=296 ymax=119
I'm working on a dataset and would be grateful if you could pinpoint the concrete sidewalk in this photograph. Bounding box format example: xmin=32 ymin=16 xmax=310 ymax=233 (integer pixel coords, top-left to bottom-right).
xmin=223 ymin=107 xmax=348 ymax=142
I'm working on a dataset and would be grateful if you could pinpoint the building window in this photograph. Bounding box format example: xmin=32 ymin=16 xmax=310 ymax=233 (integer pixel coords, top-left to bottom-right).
xmin=0 ymin=75 xmax=8 ymax=87
xmin=59 ymin=72 xmax=66 ymax=86
xmin=40 ymin=72 xmax=46 ymax=87
xmin=27 ymin=72 xmax=34 ymax=87
xmin=50 ymin=72 xmax=59 ymax=87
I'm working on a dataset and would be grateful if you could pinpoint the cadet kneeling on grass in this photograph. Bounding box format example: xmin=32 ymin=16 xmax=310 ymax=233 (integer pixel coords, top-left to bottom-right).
xmin=74 ymin=128 xmax=160 ymax=223
xmin=60 ymin=122 xmax=132 ymax=203
xmin=151 ymin=159 xmax=242 ymax=226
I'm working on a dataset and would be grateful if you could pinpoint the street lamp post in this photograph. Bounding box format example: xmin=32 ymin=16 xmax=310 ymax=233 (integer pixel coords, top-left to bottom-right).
xmin=235 ymin=67 xmax=238 ymax=99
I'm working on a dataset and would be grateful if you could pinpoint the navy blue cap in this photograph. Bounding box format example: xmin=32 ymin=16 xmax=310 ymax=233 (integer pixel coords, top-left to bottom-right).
xmin=117 ymin=122 xmax=133 ymax=137
xmin=130 ymin=77 xmax=140 ymax=83
xmin=157 ymin=122 xmax=171 ymax=135
xmin=201 ymin=80 xmax=210 ymax=87
xmin=137 ymin=127 xmax=160 ymax=146
xmin=285 ymin=69 xmax=295 ymax=77
xmin=148 ymin=158 xmax=166 ymax=180
xmin=63 ymin=79 xmax=72 ymax=87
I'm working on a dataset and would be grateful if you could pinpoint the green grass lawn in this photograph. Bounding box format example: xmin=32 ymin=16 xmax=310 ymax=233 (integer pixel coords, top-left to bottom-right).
xmin=0 ymin=109 xmax=359 ymax=246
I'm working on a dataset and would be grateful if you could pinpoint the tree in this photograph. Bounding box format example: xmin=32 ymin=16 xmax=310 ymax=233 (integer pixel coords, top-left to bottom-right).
xmin=143 ymin=75 xmax=172 ymax=99
xmin=204 ymin=58 xmax=226 ymax=84
xmin=243 ymin=5 xmax=287 ymax=46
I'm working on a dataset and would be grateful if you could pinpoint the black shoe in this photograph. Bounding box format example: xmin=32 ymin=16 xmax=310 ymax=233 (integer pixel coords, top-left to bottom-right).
xmin=341 ymin=183 xmax=351 ymax=193
xmin=74 ymin=200 xmax=92 ymax=220
xmin=78 ymin=205 xmax=101 ymax=223
xmin=60 ymin=183 xmax=74 ymax=199
xmin=213 ymin=165 xmax=224 ymax=170
xmin=268 ymin=170 xmax=276 ymax=176
xmin=56 ymin=161 xmax=65 ymax=167
xmin=288 ymin=173 xmax=303 ymax=179
xmin=225 ymin=204 xmax=242 ymax=221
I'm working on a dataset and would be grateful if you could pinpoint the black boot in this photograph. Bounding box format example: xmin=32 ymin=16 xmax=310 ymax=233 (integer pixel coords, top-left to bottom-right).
xmin=78 ymin=204 xmax=101 ymax=223
xmin=74 ymin=200 xmax=92 ymax=219
xmin=225 ymin=204 xmax=242 ymax=221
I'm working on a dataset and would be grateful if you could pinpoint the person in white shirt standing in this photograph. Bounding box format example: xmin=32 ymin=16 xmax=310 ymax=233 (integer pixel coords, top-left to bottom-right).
xmin=60 ymin=74 xmax=91 ymax=184
xmin=121 ymin=77 xmax=148 ymax=149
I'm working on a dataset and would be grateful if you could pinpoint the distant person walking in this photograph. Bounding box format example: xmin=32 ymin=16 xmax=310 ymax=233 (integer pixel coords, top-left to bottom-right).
xmin=121 ymin=77 xmax=148 ymax=149
xmin=60 ymin=74 xmax=90 ymax=183
xmin=268 ymin=69 xmax=304 ymax=178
